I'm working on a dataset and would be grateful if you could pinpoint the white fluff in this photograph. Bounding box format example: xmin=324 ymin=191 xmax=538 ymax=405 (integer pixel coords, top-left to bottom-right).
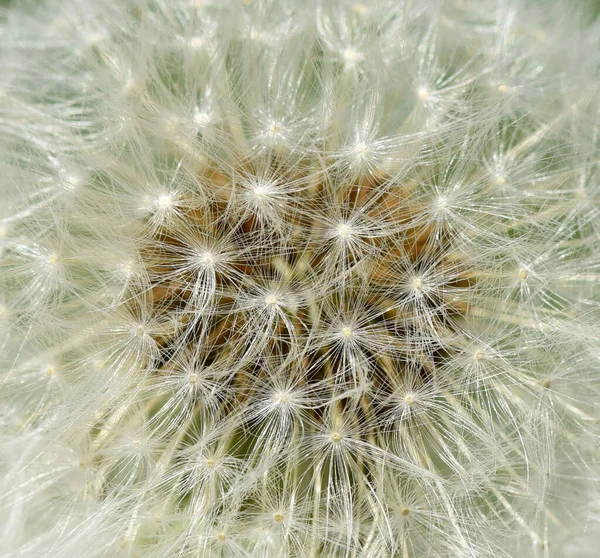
xmin=1 ymin=0 xmax=600 ymax=556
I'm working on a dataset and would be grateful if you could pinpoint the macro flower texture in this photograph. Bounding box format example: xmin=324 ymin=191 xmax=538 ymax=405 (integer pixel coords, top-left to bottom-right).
xmin=1 ymin=0 xmax=600 ymax=556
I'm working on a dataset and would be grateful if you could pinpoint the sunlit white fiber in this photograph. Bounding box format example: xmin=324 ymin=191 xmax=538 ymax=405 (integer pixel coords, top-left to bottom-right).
xmin=1 ymin=0 xmax=600 ymax=557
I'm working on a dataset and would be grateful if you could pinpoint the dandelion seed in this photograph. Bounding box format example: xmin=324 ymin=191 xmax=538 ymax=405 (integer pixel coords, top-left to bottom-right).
xmin=342 ymin=48 xmax=363 ymax=67
xmin=265 ymin=294 xmax=279 ymax=306
xmin=417 ymin=87 xmax=431 ymax=101
xmin=341 ymin=326 xmax=354 ymax=339
xmin=352 ymin=3 xmax=369 ymax=16
xmin=335 ymin=223 xmax=354 ymax=241
xmin=193 ymin=107 xmax=212 ymax=128
xmin=197 ymin=250 xmax=215 ymax=267
xmin=188 ymin=36 xmax=205 ymax=50
xmin=155 ymin=193 xmax=174 ymax=209
xmin=330 ymin=432 xmax=342 ymax=443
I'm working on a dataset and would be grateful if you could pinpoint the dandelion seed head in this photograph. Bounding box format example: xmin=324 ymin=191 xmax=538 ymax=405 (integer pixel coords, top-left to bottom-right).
xmin=2 ymin=1 xmax=600 ymax=556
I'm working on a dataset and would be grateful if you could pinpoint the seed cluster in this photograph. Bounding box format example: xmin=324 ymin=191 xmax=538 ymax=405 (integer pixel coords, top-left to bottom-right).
xmin=139 ymin=155 xmax=475 ymax=434
xmin=126 ymin=153 xmax=485 ymax=554
xmin=1 ymin=1 xmax=600 ymax=557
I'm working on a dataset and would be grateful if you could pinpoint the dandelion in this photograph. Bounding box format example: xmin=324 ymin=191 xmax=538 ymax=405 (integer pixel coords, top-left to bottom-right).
xmin=1 ymin=0 xmax=599 ymax=557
